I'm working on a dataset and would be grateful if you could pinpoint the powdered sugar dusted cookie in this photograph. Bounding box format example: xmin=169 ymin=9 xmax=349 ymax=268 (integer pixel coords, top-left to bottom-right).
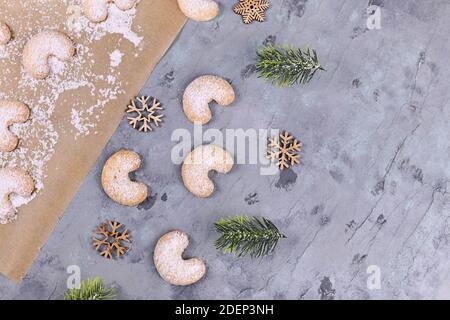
xmin=0 ymin=100 xmax=30 ymax=152
xmin=177 ymin=0 xmax=219 ymax=22
xmin=154 ymin=230 xmax=206 ymax=286
xmin=22 ymin=30 xmax=75 ymax=80
xmin=101 ymin=149 xmax=148 ymax=206
xmin=183 ymin=75 xmax=235 ymax=125
xmin=0 ymin=21 xmax=11 ymax=45
xmin=83 ymin=0 xmax=138 ymax=22
xmin=182 ymin=144 xmax=234 ymax=198
xmin=0 ymin=168 xmax=35 ymax=224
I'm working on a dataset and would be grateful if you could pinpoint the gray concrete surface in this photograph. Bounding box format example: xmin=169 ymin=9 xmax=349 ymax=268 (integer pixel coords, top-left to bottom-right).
xmin=1 ymin=0 xmax=450 ymax=299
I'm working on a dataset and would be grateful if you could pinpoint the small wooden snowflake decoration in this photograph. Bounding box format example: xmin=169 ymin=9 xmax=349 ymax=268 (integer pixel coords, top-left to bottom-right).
xmin=126 ymin=96 xmax=164 ymax=132
xmin=267 ymin=131 xmax=302 ymax=170
xmin=93 ymin=221 xmax=131 ymax=259
xmin=233 ymin=0 xmax=270 ymax=24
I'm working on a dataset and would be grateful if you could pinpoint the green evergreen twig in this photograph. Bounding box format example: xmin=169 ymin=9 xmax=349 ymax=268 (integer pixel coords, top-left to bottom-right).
xmin=64 ymin=277 xmax=115 ymax=300
xmin=214 ymin=216 xmax=286 ymax=258
xmin=256 ymin=44 xmax=325 ymax=87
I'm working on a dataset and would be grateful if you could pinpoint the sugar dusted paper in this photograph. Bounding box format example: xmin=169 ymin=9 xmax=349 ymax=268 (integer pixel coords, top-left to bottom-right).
xmin=0 ymin=0 xmax=186 ymax=282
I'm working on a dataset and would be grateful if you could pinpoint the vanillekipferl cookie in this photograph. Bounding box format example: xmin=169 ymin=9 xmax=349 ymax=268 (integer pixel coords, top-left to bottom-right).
xmin=0 ymin=168 xmax=35 ymax=224
xmin=83 ymin=0 xmax=139 ymax=22
xmin=177 ymin=0 xmax=219 ymax=22
xmin=154 ymin=230 xmax=206 ymax=286
xmin=0 ymin=100 xmax=30 ymax=152
xmin=101 ymin=149 xmax=148 ymax=206
xmin=22 ymin=30 xmax=75 ymax=80
xmin=0 ymin=21 xmax=11 ymax=45
xmin=182 ymin=144 xmax=234 ymax=198
xmin=183 ymin=75 xmax=235 ymax=125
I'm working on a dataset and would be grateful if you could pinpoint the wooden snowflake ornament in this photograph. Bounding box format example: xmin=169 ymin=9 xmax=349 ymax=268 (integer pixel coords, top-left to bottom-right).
xmin=234 ymin=0 xmax=270 ymax=24
xmin=126 ymin=96 xmax=164 ymax=132
xmin=267 ymin=131 xmax=302 ymax=170
xmin=93 ymin=221 xmax=131 ymax=259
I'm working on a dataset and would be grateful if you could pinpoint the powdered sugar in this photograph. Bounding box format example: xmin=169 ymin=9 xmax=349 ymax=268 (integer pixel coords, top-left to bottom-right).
xmin=101 ymin=149 xmax=148 ymax=206
xmin=77 ymin=5 xmax=143 ymax=47
xmin=48 ymin=56 xmax=67 ymax=76
xmin=182 ymin=144 xmax=234 ymax=197
xmin=154 ymin=230 xmax=206 ymax=286
xmin=83 ymin=0 xmax=138 ymax=23
xmin=183 ymin=75 xmax=236 ymax=124
xmin=0 ymin=168 xmax=35 ymax=224
xmin=22 ymin=30 xmax=75 ymax=79
xmin=177 ymin=0 xmax=219 ymax=22
xmin=110 ymin=49 xmax=123 ymax=67
xmin=0 ymin=0 xmax=144 ymax=210
xmin=0 ymin=100 xmax=29 ymax=152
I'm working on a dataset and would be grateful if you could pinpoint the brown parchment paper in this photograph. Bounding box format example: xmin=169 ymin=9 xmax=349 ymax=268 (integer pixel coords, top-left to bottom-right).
xmin=0 ymin=0 xmax=186 ymax=282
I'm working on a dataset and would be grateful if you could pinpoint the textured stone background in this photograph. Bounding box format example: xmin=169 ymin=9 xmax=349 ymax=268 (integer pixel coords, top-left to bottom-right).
xmin=1 ymin=0 xmax=450 ymax=299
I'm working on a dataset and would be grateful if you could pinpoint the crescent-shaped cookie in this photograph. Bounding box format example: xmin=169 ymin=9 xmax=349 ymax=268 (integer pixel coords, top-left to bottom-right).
xmin=154 ymin=230 xmax=206 ymax=286
xmin=22 ymin=30 xmax=75 ymax=80
xmin=177 ymin=0 xmax=219 ymax=22
xmin=101 ymin=149 xmax=148 ymax=206
xmin=182 ymin=144 xmax=234 ymax=198
xmin=83 ymin=0 xmax=138 ymax=22
xmin=0 ymin=100 xmax=30 ymax=152
xmin=0 ymin=168 xmax=35 ymax=224
xmin=183 ymin=75 xmax=235 ymax=125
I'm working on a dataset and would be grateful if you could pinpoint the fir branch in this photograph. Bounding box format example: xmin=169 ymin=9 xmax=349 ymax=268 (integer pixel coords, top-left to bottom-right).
xmin=64 ymin=277 xmax=115 ymax=300
xmin=214 ymin=216 xmax=286 ymax=258
xmin=256 ymin=44 xmax=325 ymax=87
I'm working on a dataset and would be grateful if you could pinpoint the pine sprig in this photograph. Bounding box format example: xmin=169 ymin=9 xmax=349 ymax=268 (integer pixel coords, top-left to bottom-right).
xmin=256 ymin=44 xmax=325 ymax=87
xmin=64 ymin=278 xmax=116 ymax=300
xmin=214 ymin=216 xmax=286 ymax=258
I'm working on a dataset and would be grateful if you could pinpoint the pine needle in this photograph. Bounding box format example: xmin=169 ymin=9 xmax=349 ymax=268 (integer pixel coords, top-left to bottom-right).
xmin=64 ymin=277 xmax=115 ymax=300
xmin=214 ymin=216 xmax=286 ymax=258
xmin=256 ymin=44 xmax=325 ymax=87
